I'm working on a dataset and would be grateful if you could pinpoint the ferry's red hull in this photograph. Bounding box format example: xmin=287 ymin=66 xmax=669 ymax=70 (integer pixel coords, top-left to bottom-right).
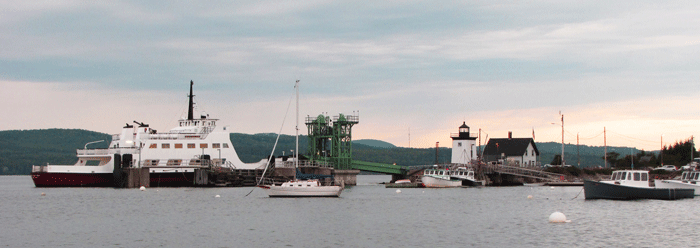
xmin=31 ymin=172 xmax=114 ymax=187
xmin=31 ymin=172 xmax=196 ymax=187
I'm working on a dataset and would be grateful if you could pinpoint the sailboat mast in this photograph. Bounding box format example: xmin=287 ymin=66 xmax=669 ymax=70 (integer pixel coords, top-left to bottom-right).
xmin=295 ymin=80 xmax=299 ymax=170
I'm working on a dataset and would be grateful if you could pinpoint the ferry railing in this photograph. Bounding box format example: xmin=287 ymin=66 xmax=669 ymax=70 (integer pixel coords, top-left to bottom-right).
xmin=76 ymin=149 xmax=111 ymax=156
xmin=32 ymin=165 xmax=47 ymax=173
xmin=275 ymin=160 xmax=334 ymax=168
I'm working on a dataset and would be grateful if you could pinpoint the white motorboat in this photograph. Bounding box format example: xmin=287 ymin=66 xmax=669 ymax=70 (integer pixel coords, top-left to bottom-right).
xmin=421 ymin=168 xmax=462 ymax=188
xmin=584 ymin=170 xmax=694 ymax=200
xmin=450 ymin=167 xmax=481 ymax=186
xmin=655 ymin=171 xmax=700 ymax=194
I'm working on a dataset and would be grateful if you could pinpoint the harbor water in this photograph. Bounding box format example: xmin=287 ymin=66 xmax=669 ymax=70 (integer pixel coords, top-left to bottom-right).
xmin=2 ymin=175 xmax=698 ymax=247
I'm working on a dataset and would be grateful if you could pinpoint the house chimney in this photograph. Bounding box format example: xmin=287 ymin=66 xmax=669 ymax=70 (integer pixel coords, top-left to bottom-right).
xmin=508 ymin=131 xmax=512 ymax=139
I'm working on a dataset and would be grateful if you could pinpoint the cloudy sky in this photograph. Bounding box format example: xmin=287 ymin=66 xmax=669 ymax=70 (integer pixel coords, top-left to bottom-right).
xmin=2 ymin=1 xmax=699 ymax=151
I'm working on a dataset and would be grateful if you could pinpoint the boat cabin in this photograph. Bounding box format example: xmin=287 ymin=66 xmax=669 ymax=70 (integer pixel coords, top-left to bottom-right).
xmin=610 ymin=170 xmax=650 ymax=188
xmin=681 ymin=171 xmax=700 ymax=182
xmin=424 ymin=169 xmax=450 ymax=179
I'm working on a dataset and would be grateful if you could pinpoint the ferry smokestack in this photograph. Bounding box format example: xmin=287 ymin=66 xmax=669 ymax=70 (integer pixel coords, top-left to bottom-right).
xmin=508 ymin=131 xmax=512 ymax=139
xmin=188 ymin=80 xmax=195 ymax=120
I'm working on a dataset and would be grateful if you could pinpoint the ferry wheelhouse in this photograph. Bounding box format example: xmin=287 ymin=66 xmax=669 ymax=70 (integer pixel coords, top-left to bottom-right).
xmin=31 ymin=81 xmax=268 ymax=187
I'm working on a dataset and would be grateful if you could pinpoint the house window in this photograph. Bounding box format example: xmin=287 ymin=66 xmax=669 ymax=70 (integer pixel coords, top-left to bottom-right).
xmin=175 ymin=143 xmax=183 ymax=149
xmin=162 ymin=144 xmax=170 ymax=149
xmin=532 ymin=150 xmax=535 ymax=156
xmin=458 ymin=142 xmax=462 ymax=147
xmin=187 ymin=143 xmax=196 ymax=149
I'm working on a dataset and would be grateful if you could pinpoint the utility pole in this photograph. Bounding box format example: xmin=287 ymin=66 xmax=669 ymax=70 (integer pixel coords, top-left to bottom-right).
xmin=435 ymin=141 xmax=439 ymax=165
xmin=604 ymin=127 xmax=607 ymax=168
xmin=577 ymin=133 xmax=580 ymax=167
xmin=561 ymin=113 xmax=565 ymax=166
xmin=661 ymin=134 xmax=663 ymax=166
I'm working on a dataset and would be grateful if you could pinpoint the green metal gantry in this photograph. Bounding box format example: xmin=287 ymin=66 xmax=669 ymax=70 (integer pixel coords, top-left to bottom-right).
xmin=306 ymin=113 xmax=359 ymax=170
xmin=305 ymin=112 xmax=407 ymax=175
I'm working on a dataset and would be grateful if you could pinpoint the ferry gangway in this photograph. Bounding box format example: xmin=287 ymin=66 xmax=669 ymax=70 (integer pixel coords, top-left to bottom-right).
xmin=480 ymin=163 xmax=564 ymax=182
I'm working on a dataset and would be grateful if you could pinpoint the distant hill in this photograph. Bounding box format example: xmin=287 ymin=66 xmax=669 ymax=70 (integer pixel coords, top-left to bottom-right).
xmin=0 ymin=129 xmax=111 ymax=175
xmin=1 ymin=129 xmax=659 ymax=175
xmin=353 ymin=139 xmax=396 ymax=148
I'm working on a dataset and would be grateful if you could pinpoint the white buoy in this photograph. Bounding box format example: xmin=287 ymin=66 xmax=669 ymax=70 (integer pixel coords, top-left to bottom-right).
xmin=139 ymin=186 xmax=146 ymax=191
xmin=41 ymin=192 xmax=46 ymax=196
xmin=548 ymin=212 xmax=571 ymax=223
xmin=550 ymin=186 xmax=555 ymax=189
xmin=396 ymin=189 xmax=401 ymax=194
xmin=527 ymin=195 xmax=533 ymax=199
xmin=215 ymin=195 xmax=221 ymax=198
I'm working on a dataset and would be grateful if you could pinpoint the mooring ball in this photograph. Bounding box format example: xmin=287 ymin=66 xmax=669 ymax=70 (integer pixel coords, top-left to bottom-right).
xmin=549 ymin=212 xmax=569 ymax=223
xmin=215 ymin=195 xmax=221 ymax=198
xmin=139 ymin=186 xmax=146 ymax=191
xmin=527 ymin=195 xmax=533 ymax=199
xmin=41 ymin=192 xmax=46 ymax=196
xmin=396 ymin=189 xmax=401 ymax=194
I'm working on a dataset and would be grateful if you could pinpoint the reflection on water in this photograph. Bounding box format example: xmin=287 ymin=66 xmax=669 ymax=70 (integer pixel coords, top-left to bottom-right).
xmin=1 ymin=175 xmax=696 ymax=247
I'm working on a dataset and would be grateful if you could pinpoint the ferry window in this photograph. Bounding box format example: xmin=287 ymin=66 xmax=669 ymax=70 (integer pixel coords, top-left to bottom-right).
xmin=633 ymin=173 xmax=640 ymax=181
xmin=627 ymin=173 xmax=632 ymax=180
xmin=641 ymin=173 xmax=648 ymax=181
xmin=695 ymin=173 xmax=699 ymax=180
xmin=187 ymin=143 xmax=195 ymax=149
xmin=200 ymin=143 xmax=208 ymax=148
xmin=167 ymin=159 xmax=181 ymax=166
xmin=162 ymin=144 xmax=170 ymax=149
xmin=149 ymin=143 xmax=157 ymax=149
xmin=175 ymin=143 xmax=183 ymax=149
xmin=621 ymin=172 xmax=627 ymax=180
xmin=223 ymin=143 xmax=229 ymax=148
xmin=212 ymin=143 xmax=221 ymax=149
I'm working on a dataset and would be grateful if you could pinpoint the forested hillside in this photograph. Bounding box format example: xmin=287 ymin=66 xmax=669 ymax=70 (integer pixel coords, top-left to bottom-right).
xmin=2 ymin=129 xmax=675 ymax=175
xmin=0 ymin=129 xmax=111 ymax=175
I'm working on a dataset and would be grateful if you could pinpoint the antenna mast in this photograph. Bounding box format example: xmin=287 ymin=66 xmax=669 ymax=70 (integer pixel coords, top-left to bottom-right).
xmin=187 ymin=80 xmax=195 ymax=120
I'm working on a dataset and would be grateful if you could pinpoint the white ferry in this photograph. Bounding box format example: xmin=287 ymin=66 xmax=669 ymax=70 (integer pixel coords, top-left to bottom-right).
xmin=31 ymin=81 xmax=269 ymax=187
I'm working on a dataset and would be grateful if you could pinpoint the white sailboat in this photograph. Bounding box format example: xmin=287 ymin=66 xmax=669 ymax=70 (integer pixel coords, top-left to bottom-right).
xmin=258 ymin=80 xmax=343 ymax=197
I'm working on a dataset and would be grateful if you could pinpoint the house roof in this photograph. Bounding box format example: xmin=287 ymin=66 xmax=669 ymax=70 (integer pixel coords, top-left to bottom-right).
xmin=483 ymin=138 xmax=539 ymax=157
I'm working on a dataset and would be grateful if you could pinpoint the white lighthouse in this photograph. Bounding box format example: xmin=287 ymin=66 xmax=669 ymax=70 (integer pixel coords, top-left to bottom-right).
xmin=451 ymin=122 xmax=478 ymax=164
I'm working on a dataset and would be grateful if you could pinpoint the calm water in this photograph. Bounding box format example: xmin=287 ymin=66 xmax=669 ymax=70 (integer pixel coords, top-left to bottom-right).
xmin=1 ymin=175 xmax=698 ymax=247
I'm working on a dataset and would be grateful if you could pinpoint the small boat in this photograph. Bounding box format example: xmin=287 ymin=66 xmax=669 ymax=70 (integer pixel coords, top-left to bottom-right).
xmin=259 ymin=179 xmax=342 ymax=197
xmin=258 ymin=80 xmax=343 ymax=197
xmin=655 ymin=171 xmax=700 ymax=195
xmin=421 ymin=168 xmax=461 ymax=188
xmin=394 ymin=179 xmax=412 ymax=184
xmin=584 ymin=170 xmax=694 ymax=200
xmin=450 ymin=167 xmax=481 ymax=186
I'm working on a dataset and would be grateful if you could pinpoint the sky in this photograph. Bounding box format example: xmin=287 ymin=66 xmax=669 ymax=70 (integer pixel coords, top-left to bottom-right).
xmin=1 ymin=1 xmax=699 ymax=151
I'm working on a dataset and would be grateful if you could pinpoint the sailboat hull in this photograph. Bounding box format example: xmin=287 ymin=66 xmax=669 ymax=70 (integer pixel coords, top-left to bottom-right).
xmin=261 ymin=185 xmax=342 ymax=197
